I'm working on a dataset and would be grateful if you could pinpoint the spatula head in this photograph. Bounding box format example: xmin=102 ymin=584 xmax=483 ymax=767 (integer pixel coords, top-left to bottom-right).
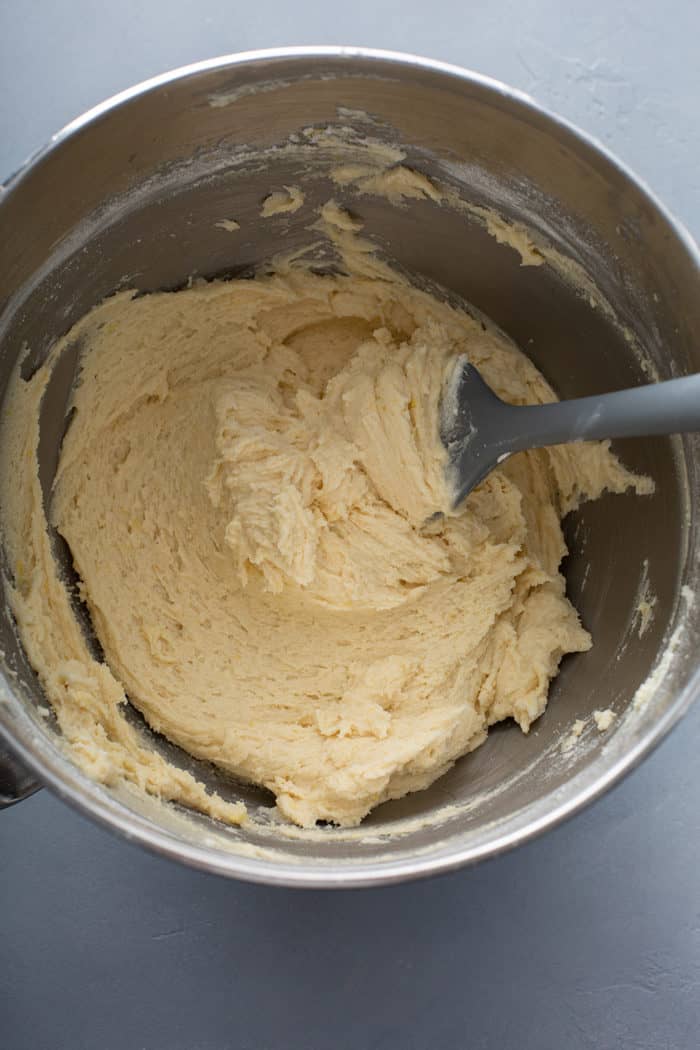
xmin=440 ymin=358 xmax=513 ymax=508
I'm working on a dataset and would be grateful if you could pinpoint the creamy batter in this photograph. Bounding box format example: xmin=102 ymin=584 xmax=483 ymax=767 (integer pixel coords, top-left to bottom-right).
xmin=0 ymin=223 xmax=648 ymax=827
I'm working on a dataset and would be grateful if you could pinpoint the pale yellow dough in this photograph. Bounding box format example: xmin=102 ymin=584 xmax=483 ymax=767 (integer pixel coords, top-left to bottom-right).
xmin=0 ymin=262 xmax=646 ymax=827
xmin=260 ymin=186 xmax=305 ymax=217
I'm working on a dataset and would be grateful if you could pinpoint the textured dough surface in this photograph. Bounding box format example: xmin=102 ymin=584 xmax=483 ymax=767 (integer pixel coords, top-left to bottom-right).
xmin=0 ymin=265 xmax=645 ymax=827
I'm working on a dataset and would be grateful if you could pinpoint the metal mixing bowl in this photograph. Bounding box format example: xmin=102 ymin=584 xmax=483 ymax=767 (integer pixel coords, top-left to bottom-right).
xmin=1 ymin=48 xmax=698 ymax=887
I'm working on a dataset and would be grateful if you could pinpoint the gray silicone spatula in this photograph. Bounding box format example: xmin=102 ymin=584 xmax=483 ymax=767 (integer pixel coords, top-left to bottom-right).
xmin=441 ymin=356 xmax=700 ymax=509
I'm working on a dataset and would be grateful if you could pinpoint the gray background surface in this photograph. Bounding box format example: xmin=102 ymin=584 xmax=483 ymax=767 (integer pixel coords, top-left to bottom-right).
xmin=1 ymin=2 xmax=700 ymax=1048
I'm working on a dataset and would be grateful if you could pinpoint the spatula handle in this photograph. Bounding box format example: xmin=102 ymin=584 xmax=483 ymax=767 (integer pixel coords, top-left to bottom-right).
xmin=507 ymin=373 xmax=700 ymax=451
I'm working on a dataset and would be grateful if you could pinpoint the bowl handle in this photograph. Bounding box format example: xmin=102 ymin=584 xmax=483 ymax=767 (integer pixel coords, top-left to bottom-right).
xmin=0 ymin=742 xmax=42 ymax=807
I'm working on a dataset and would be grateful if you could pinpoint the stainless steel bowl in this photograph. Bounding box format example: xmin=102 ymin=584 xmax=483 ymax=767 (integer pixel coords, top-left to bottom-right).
xmin=1 ymin=47 xmax=698 ymax=887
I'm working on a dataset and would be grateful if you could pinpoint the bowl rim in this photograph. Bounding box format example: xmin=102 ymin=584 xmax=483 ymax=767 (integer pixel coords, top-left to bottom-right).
xmin=1 ymin=45 xmax=699 ymax=888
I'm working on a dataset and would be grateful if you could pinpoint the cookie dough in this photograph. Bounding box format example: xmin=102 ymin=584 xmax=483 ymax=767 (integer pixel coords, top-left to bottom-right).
xmin=260 ymin=186 xmax=305 ymax=217
xmin=215 ymin=218 xmax=240 ymax=232
xmin=0 ymin=250 xmax=647 ymax=827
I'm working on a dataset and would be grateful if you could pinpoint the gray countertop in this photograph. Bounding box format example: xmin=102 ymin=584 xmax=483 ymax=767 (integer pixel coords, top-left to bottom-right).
xmin=2 ymin=3 xmax=700 ymax=1048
